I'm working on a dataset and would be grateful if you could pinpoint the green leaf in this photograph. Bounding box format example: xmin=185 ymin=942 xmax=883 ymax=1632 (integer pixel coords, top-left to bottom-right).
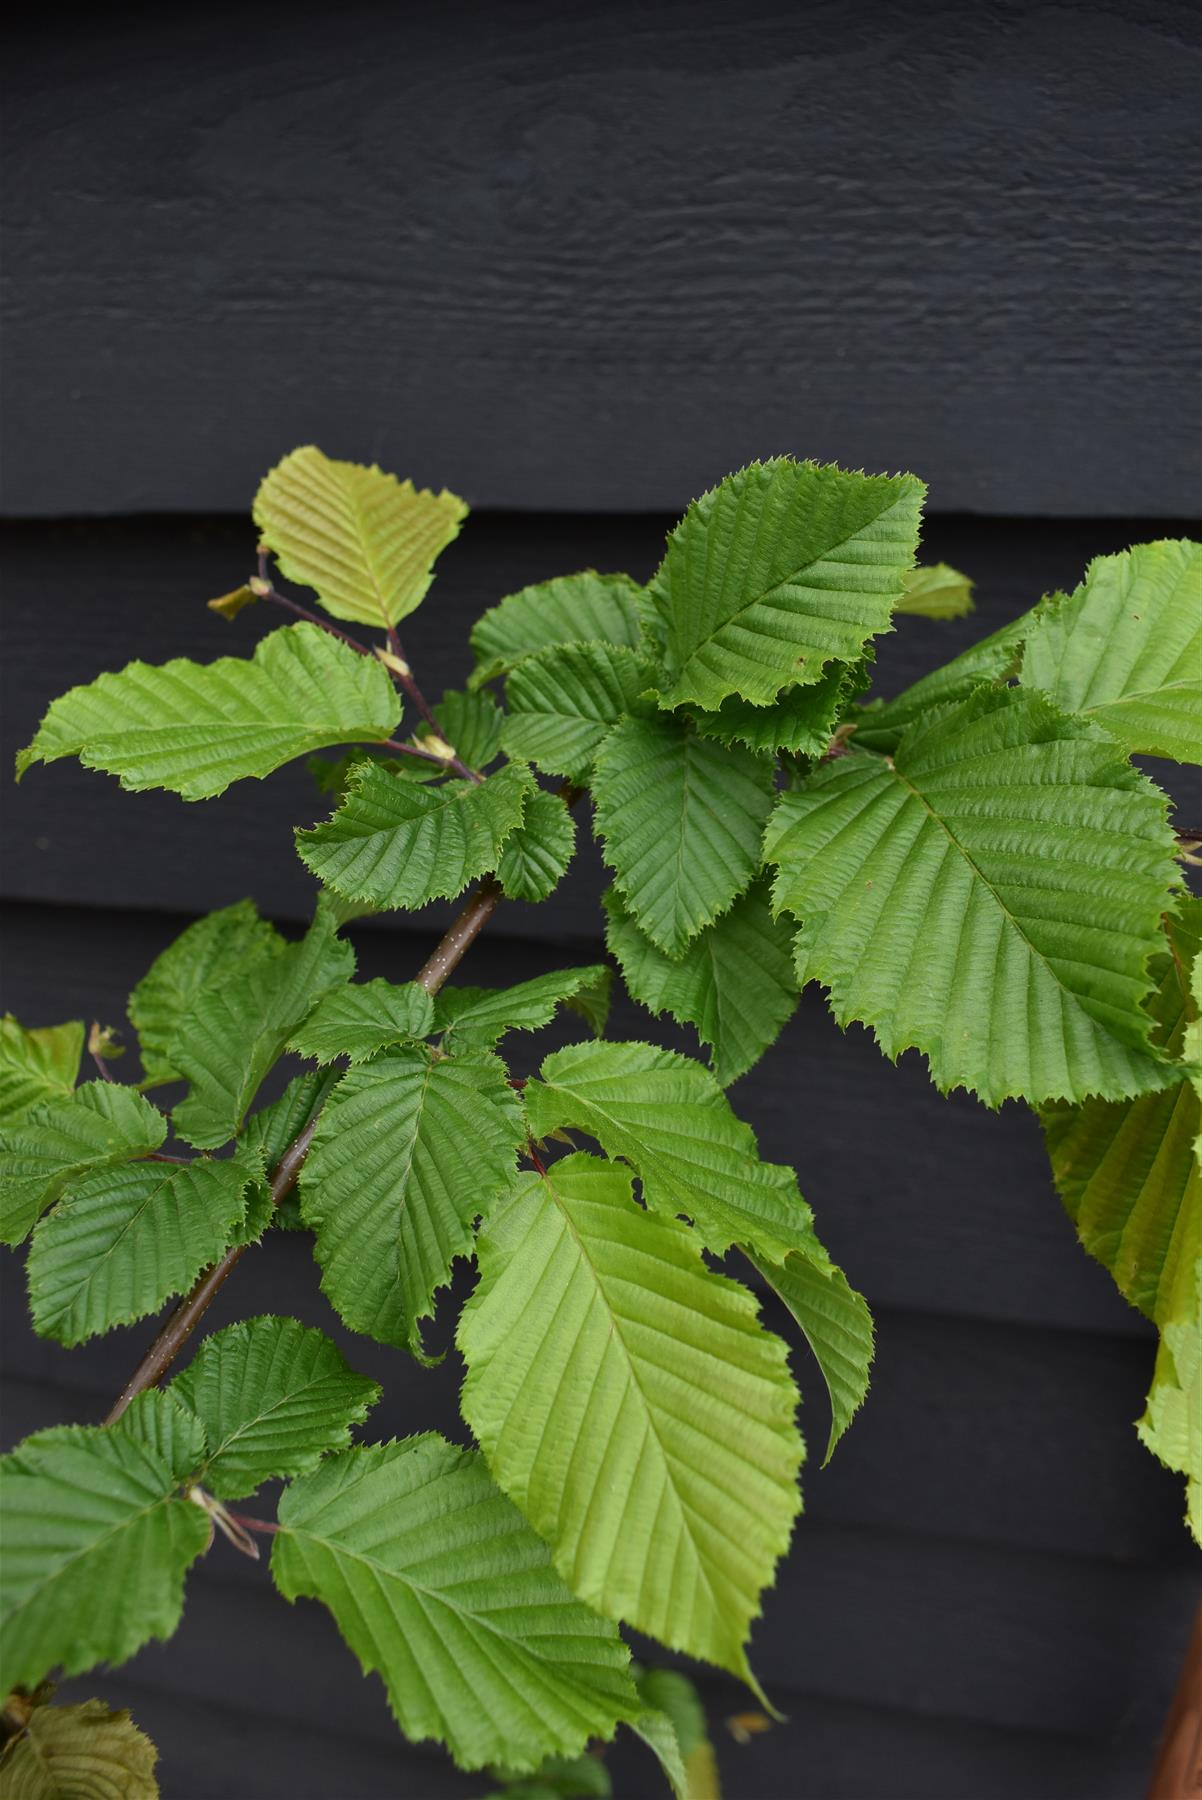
xmin=169 ymin=1315 xmax=381 ymax=1500
xmin=272 ymin=1435 xmax=642 ymax=1772
xmin=1042 ymin=902 xmax=1201 ymax=1534
xmin=296 ymin=760 xmax=533 ymax=911
xmin=895 ymin=562 xmax=976 ymax=619
xmin=851 ymin=612 xmax=1030 ymax=754
xmin=0 ymin=1082 xmax=166 ymax=1246
xmin=592 ymin=716 xmax=773 ymax=958
xmin=650 ymin=459 xmax=925 ymax=712
xmin=486 ymin=1751 xmax=612 ymax=1800
xmin=306 ymin=745 xmax=398 ymax=802
xmin=746 ymin=1249 xmax=874 ymax=1462
xmin=253 ymin=445 xmax=468 ymax=630
xmin=686 ymin=659 xmax=853 ymax=758
xmin=16 ymin=624 xmax=401 ymax=800
xmin=288 ymin=978 xmax=435 ymax=1064
xmin=626 ymin=1712 xmax=689 ymax=1800
xmin=301 ymin=1046 xmax=524 ymax=1356
xmin=0 ymin=1698 xmax=160 ymax=1800
xmin=633 ymin=1668 xmax=718 ymax=1800
xmin=765 ymin=686 xmax=1181 ymax=1106
xmin=27 ymin=1150 xmax=260 ymax=1346
xmin=1020 ymin=540 xmax=1202 ymax=764
xmin=502 ymin=643 xmax=654 ymax=781
xmin=524 ymin=1042 xmax=820 ymax=1265
xmin=459 ymin=1154 xmax=802 ymax=1683
xmin=0 ymin=1017 xmax=84 ymax=1127
xmin=433 ymin=967 xmax=612 ymax=1051
xmin=129 ymin=900 xmax=282 ymax=1087
xmin=171 ymin=911 xmax=354 ymax=1148
xmin=498 ymin=789 xmax=577 ymax=902
xmin=604 ymin=880 xmax=797 ymax=1086
xmin=241 ymin=1069 xmax=340 ymax=1231
xmin=470 ymin=573 xmax=644 ymax=689
xmin=424 ymin=687 xmax=505 ymax=772
xmin=0 ymin=1392 xmax=209 ymax=1690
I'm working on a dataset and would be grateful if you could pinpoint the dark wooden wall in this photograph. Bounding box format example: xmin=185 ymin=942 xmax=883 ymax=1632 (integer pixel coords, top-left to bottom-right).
xmin=3 ymin=4 xmax=1201 ymax=1796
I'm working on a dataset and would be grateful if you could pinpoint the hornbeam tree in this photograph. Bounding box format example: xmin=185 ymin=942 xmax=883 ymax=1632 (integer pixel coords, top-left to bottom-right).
xmin=2 ymin=447 xmax=1198 ymax=1795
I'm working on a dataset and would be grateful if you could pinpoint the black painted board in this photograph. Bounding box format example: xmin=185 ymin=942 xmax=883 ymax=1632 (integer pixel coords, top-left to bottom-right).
xmin=4 ymin=513 xmax=1199 ymax=930
xmin=4 ymin=2 xmax=1200 ymax=517
xmin=50 ymin=1671 xmax=1169 ymax=1800
xmin=0 ymin=896 xmax=1157 ymax=1341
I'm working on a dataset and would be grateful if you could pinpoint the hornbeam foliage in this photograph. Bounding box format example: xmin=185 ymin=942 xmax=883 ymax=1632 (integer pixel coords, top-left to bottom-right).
xmin=5 ymin=445 xmax=1199 ymax=1793
xmin=16 ymin=624 xmax=400 ymax=800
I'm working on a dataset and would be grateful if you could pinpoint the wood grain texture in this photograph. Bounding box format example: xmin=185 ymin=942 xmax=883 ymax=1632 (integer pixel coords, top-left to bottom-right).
xmin=3 ymin=0 xmax=1199 ymax=517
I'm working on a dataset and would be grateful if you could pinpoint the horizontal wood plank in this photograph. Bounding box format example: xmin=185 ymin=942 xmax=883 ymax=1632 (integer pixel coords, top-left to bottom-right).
xmin=3 ymin=2 xmax=1199 ymax=516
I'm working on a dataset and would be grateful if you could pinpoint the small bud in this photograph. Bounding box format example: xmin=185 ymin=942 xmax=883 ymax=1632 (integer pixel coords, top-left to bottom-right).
xmin=374 ymin=646 xmax=412 ymax=679
xmin=417 ymin=731 xmax=457 ymax=764
xmin=207 ymin=584 xmax=259 ymax=621
xmin=88 ymin=1021 xmax=125 ymax=1061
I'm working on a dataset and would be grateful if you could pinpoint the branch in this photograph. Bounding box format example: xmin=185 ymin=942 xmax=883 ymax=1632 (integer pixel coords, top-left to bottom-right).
xmin=102 ymin=871 xmax=508 ymax=1424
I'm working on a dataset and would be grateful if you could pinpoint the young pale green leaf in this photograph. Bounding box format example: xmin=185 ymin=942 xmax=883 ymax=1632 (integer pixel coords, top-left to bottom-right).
xmin=0 ymin=1698 xmax=160 ymax=1800
xmin=524 ymin=1042 xmax=820 ymax=1265
xmin=470 ymin=572 xmax=644 ymax=689
xmin=433 ymin=967 xmax=612 ymax=1051
xmin=746 ymin=1249 xmax=875 ymax=1463
xmin=766 ymin=686 xmax=1181 ymax=1106
xmin=604 ymin=879 xmax=797 ymax=1086
xmin=296 ymin=760 xmax=533 ymax=911
xmin=253 ymin=445 xmax=468 ymax=630
xmin=592 ymin=716 xmax=773 ymax=958
xmin=129 ymin=900 xmax=282 ymax=1086
xmin=1137 ymin=1256 xmax=1201 ymax=1542
xmin=301 ymin=1046 xmax=524 ymax=1356
xmin=272 ymin=1434 xmax=643 ymax=1773
xmin=171 ymin=912 xmax=354 ymax=1148
xmin=895 ymin=562 xmax=976 ymax=619
xmin=1042 ymin=902 xmax=1201 ymax=1536
xmin=497 ymin=788 xmax=577 ymax=902
xmin=651 ymin=459 xmax=925 ymax=712
xmin=0 ymin=1392 xmax=209 ymax=1691
xmin=0 ymin=1081 xmax=166 ymax=1246
xmin=27 ymin=1150 xmax=260 ymax=1346
xmin=1020 ymin=540 xmax=1202 ymax=764
xmin=15 ymin=624 xmax=400 ymax=801
xmin=459 ymin=1155 xmax=802 ymax=1685
xmin=502 ymin=643 xmax=655 ymax=781
xmin=686 ymin=659 xmax=853 ymax=758
xmin=0 ymin=1016 xmax=84 ymax=1127
xmin=170 ymin=1315 xmax=381 ymax=1500
xmin=288 ymin=978 xmax=435 ymax=1064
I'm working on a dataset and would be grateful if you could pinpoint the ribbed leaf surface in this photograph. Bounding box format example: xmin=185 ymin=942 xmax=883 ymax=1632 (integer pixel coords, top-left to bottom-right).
xmin=895 ymin=562 xmax=975 ymax=619
xmin=16 ymin=625 xmax=400 ymax=800
xmin=0 ymin=1016 xmax=84 ymax=1127
xmin=766 ymin=687 xmax=1180 ymax=1105
xmin=288 ymin=978 xmax=435 ymax=1064
xmin=171 ymin=1316 xmax=381 ymax=1500
xmin=687 ymin=659 xmax=853 ymax=757
xmin=129 ymin=900 xmax=282 ymax=1086
xmin=296 ymin=760 xmax=532 ymax=909
xmin=0 ymin=1081 xmax=166 ymax=1246
xmin=604 ymin=880 xmax=797 ymax=1086
xmin=524 ymin=1042 xmax=819 ymax=1263
xmin=272 ymin=1435 xmax=642 ymax=1772
xmin=459 ymin=1155 xmax=802 ymax=1681
xmin=502 ymin=643 xmax=654 ymax=780
xmin=0 ymin=1699 xmax=160 ymax=1800
xmin=470 ymin=573 xmax=644 ymax=688
xmin=592 ymin=716 xmax=773 ymax=957
xmin=746 ymin=1249 xmax=874 ymax=1462
xmin=301 ymin=1047 xmax=524 ymax=1355
xmin=852 ymin=612 xmax=1030 ymax=753
xmin=497 ymin=788 xmax=577 ymax=901
xmin=433 ymin=968 xmax=611 ymax=1051
xmin=0 ymin=1393 xmax=208 ymax=1690
xmin=254 ymin=445 xmax=468 ymax=629
xmin=27 ymin=1151 xmax=258 ymax=1345
xmin=651 ymin=460 xmax=925 ymax=712
xmin=171 ymin=913 xmax=353 ymax=1147
xmin=1021 ymin=540 xmax=1202 ymax=764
